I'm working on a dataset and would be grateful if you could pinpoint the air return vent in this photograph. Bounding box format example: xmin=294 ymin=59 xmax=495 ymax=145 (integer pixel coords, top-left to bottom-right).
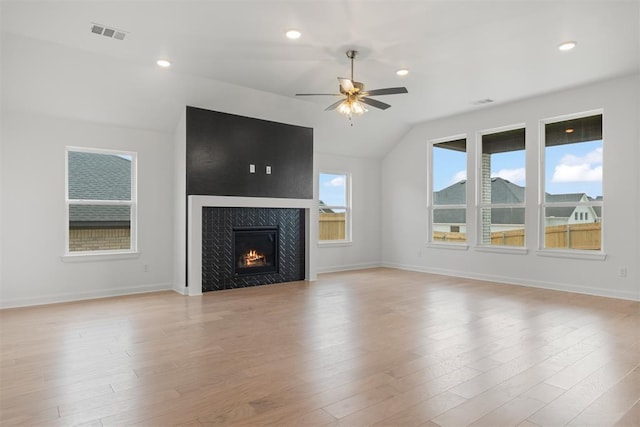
xmin=90 ymin=23 xmax=127 ymax=41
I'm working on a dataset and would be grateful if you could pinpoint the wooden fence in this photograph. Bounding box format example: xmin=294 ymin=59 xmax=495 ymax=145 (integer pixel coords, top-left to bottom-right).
xmin=433 ymin=223 xmax=601 ymax=250
xmin=544 ymin=223 xmax=601 ymax=250
xmin=321 ymin=213 xmax=601 ymax=250
xmin=319 ymin=213 xmax=346 ymax=241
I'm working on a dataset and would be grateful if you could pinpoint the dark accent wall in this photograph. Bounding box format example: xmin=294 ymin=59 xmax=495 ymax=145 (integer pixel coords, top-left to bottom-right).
xmin=202 ymin=207 xmax=305 ymax=291
xmin=186 ymin=106 xmax=313 ymax=199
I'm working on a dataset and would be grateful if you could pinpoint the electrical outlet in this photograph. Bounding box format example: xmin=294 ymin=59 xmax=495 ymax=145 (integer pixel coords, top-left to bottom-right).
xmin=144 ymin=264 xmax=149 ymax=273
xmin=249 ymin=164 xmax=255 ymax=173
xmin=618 ymin=267 xmax=627 ymax=278
xmin=266 ymin=165 xmax=272 ymax=174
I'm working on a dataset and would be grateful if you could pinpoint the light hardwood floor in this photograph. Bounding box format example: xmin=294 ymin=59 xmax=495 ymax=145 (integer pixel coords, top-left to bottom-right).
xmin=1 ymin=268 xmax=638 ymax=426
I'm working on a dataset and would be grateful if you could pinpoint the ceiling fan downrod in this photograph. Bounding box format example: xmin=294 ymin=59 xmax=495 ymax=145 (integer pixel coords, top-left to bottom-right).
xmin=346 ymin=50 xmax=357 ymax=82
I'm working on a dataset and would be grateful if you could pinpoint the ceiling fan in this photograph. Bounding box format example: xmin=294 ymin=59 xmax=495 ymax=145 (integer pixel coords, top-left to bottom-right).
xmin=296 ymin=50 xmax=408 ymax=117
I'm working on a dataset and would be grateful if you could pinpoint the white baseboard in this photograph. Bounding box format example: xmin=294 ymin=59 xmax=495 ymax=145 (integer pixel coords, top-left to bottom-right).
xmin=0 ymin=282 xmax=175 ymax=309
xmin=316 ymin=262 xmax=382 ymax=274
xmin=381 ymin=262 xmax=640 ymax=302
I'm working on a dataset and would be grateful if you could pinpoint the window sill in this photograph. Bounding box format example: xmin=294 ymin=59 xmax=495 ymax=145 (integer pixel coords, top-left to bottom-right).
xmin=475 ymin=246 xmax=528 ymax=255
xmin=61 ymin=251 xmax=140 ymax=262
xmin=425 ymin=242 xmax=469 ymax=251
xmin=536 ymin=249 xmax=607 ymax=261
xmin=318 ymin=241 xmax=352 ymax=248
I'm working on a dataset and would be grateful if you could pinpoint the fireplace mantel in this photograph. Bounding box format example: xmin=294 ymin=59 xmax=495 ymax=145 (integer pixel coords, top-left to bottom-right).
xmin=187 ymin=195 xmax=315 ymax=295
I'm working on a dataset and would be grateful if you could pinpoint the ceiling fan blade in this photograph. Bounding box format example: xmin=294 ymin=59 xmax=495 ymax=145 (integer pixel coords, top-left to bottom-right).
xmin=362 ymin=87 xmax=408 ymax=96
xmin=296 ymin=93 xmax=342 ymax=96
xmin=325 ymin=99 xmax=346 ymax=111
xmin=360 ymin=97 xmax=392 ymax=110
xmin=338 ymin=78 xmax=354 ymax=92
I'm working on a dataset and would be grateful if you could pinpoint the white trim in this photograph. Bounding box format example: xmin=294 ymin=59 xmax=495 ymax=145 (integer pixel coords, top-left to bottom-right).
xmin=318 ymin=241 xmax=352 ymax=248
xmin=380 ymin=263 xmax=638 ymax=302
xmin=61 ymin=251 xmax=140 ymax=262
xmin=427 ymin=135 xmax=468 ymax=245
xmin=65 ymin=146 xmax=138 ymax=255
xmin=536 ymin=249 xmax=606 ymax=261
xmin=476 ymin=124 xmax=527 ymax=247
xmin=318 ymin=171 xmax=352 ymax=243
xmin=474 ymin=246 xmax=528 ymax=255
xmin=538 ymin=109 xmax=604 ymax=253
xmin=188 ymin=195 xmax=314 ymax=296
xmin=0 ymin=282 xmax=174 ymax=309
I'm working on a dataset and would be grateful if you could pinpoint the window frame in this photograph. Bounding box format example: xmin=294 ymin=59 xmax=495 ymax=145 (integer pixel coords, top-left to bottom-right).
xmin=427 ymin=134 xmax=468 ymax=248
xmin=318 ymin=170 xmax=352 ymax=246
xmin=538 ymin=109 xmax=605 ymax=258
xmin=476 ymin=124 xmax=527 ymax=250
xmin=64 ymin=146 xmax=138 ymax=258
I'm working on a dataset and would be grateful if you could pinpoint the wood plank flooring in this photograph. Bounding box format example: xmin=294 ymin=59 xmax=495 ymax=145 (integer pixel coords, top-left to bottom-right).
xmin=1 ymin=268 xmax=638 ymax=426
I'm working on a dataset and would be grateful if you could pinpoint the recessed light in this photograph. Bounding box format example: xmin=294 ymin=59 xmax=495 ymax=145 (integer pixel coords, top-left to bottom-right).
xmin=286 ymin=29 xmax=301 ymax=40
xmin=156 ymin=59 xmax=171 ymax=68
xmin=558 ymin=41 xmax=577 ymax=51
xmin=396 ymin=69 xmax=409 ymax=76
xmin=565 ymin=128 xmax=574 ymax=134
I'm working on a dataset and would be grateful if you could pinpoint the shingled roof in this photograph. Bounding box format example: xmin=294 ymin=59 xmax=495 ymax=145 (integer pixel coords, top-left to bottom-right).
xmin=434 ymin=178 xmax=526 ymax=224
xmin=68 ymin=151 xmax=131 ymax=226
xmin=434 ymin=178 xmax=600 ymax=225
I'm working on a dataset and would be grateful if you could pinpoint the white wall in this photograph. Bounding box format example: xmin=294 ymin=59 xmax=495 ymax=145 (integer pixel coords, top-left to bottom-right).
xmin=0 ymin=112 xmax=175 ymax=307
xmin=315 ymin=152 xmax=382 ymax=273
xmin=382 ymin=74 xmax=640 ymax=301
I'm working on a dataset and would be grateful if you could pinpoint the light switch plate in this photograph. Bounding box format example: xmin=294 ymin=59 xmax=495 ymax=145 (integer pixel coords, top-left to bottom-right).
xmin=249 ymin=164 xmax=255 ymax=173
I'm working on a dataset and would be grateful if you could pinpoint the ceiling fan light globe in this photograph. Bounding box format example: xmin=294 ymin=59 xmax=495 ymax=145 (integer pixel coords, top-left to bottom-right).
xmin=351 ymin=101 xmax=366 ymax=115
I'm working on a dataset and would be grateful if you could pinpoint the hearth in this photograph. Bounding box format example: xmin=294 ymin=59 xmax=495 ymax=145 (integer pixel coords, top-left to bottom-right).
xmin=233 ymin=226 xmax=279 ymax=276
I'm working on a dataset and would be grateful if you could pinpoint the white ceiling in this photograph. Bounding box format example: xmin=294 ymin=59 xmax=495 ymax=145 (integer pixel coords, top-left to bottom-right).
xmin=1 ymin=1 xmax=638 ymax=157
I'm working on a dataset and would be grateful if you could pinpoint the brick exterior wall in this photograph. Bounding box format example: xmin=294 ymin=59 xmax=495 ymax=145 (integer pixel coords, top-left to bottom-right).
xmin=481 ymin=153 xmax=492 ymax=244
xmin=69 ymin=228 xmax=130 ymax=252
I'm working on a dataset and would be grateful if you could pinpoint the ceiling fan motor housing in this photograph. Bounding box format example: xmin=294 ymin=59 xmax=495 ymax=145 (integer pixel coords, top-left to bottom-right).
xmin=340 ymin=81 xmax=364 ymax=95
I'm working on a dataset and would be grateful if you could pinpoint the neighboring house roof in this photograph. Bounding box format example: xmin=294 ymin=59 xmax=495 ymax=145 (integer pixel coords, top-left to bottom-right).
xmin=68 ymin=151 xmax=131 ymax=225
xmin=318 ymin=200 xmax=335 ymax=214
xmin=434 ymin=178 xmax=525 ymax=224
xmin=434 ymin=177 xmax=600 ymax=225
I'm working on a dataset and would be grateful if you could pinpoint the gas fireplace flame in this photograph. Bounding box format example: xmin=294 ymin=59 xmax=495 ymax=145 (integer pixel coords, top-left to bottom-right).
xmin=242 ymin=249 xmax=266 ymax=267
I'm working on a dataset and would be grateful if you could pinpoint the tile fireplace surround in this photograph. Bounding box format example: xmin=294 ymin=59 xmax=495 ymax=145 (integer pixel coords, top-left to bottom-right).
xmin=187 ymin=195 xmax=315 ymax=295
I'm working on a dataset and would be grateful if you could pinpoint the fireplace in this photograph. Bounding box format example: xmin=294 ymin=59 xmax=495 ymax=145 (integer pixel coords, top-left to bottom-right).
xmin=198 ymin=205 xmax=307 ymax=292
xmin=233 ymin=226 xmax=279 ymax=276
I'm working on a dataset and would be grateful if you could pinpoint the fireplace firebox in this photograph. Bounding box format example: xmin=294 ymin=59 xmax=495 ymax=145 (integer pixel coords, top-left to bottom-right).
xmin=232 ymin=226 xmax=279 ymax=276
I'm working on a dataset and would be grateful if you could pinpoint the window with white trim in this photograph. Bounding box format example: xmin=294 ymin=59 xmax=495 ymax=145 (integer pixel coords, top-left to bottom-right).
xmin=318 ymin=172 xmax=351 ymax=243
xmin=429 ymin=137 xmax=467 ymax=244
xmin=541 ymin=112 xmax=603 ymax=251
xmin=66 ymin=147 xmax=137 ymax=254
xmin=479 ymin=126 xmax=526 ymax=247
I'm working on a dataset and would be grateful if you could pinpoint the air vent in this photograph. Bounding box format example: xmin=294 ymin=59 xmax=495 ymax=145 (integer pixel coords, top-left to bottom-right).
xmin=90 ymin=23 xmax=127 ymax=40
xmin=472 ymin=98 xmax=494 ymax=105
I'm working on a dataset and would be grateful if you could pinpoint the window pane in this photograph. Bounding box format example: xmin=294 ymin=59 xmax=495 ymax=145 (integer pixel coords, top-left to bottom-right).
xmin=480 ymin=207 xmax=525 ymax=247
xmin=432 ymin=139 xmax=466 ymax=205
xmin=479 ymin=128 xmax=526 ymax=246
xmin=318 ymin=208 xmax=346 ymax=241
xmin=68 ymin=204 xmax=131 ymax=251
xmin=545 ymin=115 xmax=602 ymax=202
xmin=319 ymin=173 xmax=346 ymax=207
xmin=432 ymin=208 xmax=467 ymax=243
xmin=544 ymin=206 xmax=601 ymax=250
xmin=68 ymin=151 xmax=132 ymax=200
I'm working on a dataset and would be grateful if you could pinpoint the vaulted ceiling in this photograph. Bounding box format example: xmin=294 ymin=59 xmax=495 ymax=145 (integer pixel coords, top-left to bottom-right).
xmin=1 ymin=1 xmax=638 ymax=157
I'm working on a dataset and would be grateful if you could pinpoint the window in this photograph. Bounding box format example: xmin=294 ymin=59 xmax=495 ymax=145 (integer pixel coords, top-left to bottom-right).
xmin=479 ymin=127 xmax=526 ymax=247
xmin=318 ymin=172 xmax=351 ymax=243
xmin=66 ymin=147 xmax=137 ymax=254
xmin=429 ymin=137 xmax=467 ymax=244
xmin=542 ymin=112 xmax=603 ymax=251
